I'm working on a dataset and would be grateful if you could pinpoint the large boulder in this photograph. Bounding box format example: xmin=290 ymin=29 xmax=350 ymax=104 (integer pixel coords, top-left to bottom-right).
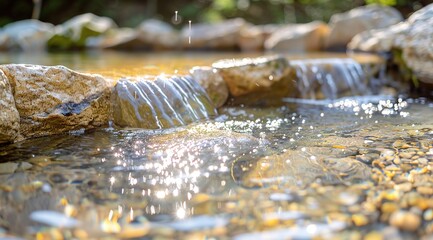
xmin=0 ymin=64 xmax=111 ymax=139
xmin=136 ymin=19 xmax=179 ymax=50
xmin=47 ymin=13 xmax=117 ymax=50
xmin=0 ymin=70 xmax=19 ymax=143
xmin=264 ymin=21 xmax=329 ymax=53
xmin=326 ymin=5 xmax=403 ymax=49
xmin=238 ymin=24 xmax=282 ymax=52
xmin=190 ymin=66 xmax=229 ymax=108
xmin=181 ymin=18 xmax=246 ymax=50
xmin=212 ymin=56 xmax=296 ymax=105
xmin=349 ymin=4 xmax=433 ymax=84
xmin=0 ymin=19 xmax=54 ymax=51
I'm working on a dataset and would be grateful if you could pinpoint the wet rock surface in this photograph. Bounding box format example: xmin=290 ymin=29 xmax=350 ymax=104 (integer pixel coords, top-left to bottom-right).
xmin=190 ymin=66 xmax=229 ymax=108
xmin=111 ymin=75 xmax=216 ymax=128
xmin=0 ymin=64 xmax=110 ymax=139
xmin=213 ymin=56 xmax=295 ymax=105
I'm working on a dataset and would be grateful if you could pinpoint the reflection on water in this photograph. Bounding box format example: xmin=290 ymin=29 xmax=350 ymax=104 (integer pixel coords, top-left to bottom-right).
xmin=1 ymin=95 xmax=433 ymax=238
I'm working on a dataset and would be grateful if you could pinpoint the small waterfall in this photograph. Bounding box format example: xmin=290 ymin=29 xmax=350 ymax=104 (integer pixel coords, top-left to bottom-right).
xmin=290 ymin=58 xmax=374 ymax=100
xmin=111 ymin=75 xmax=217 ymax=129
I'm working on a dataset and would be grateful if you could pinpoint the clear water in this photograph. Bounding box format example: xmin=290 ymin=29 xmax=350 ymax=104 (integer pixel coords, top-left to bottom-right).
xmin=0 ymin=52 xmax=430 ymax=239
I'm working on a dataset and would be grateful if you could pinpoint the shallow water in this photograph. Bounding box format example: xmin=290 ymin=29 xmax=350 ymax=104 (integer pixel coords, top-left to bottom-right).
xmin=1 ymin=94 xmax=433 ymax=238
xmin=0 ymin=52 xmax=431 ymax=239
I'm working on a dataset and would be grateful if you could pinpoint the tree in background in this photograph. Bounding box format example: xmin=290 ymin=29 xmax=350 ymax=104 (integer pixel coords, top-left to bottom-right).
xmin=0 ymin=0 xmax=429 ymax=27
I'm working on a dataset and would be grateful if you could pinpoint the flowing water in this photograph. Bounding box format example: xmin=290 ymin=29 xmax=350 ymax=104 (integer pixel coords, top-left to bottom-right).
xmin=0 ymin=52 xmax=431 ymax=239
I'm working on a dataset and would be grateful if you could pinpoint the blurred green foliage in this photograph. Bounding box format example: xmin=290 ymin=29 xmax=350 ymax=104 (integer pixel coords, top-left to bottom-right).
xmin=0 ymin=0 xmax=429 ymax=27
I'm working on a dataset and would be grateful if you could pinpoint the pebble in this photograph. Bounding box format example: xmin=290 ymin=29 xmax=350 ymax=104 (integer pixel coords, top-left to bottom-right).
xmin=417 ymin=186 xmax=433 ymax=195
xmin=352 ymin=214 xmax=369 ymax=226
xmin=389 ymin=211 xmax=421 ymax=231
xmin=424 ymin=209 xmax=433 ymax=221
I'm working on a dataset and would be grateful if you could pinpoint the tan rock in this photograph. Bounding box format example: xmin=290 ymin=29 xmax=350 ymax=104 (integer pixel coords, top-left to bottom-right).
xmin=389 ymin=211 xmax=421 ymax=232
xmin=181 ymin=18 xmax=246 ymax=50
xmin=190 ymin=66 xmax=228 ymax=108
xmin=212 ymin=56 xmax=291 ymax=96
xmin=0 ymin=70 xmax=19 ymax=143
xmin=264 ymin=21 xmax=329 ymax=52
xmin=0 ymin=64 xmax=110 ymax=139
xmin=327 ymin=5 xmax=402 ymax=49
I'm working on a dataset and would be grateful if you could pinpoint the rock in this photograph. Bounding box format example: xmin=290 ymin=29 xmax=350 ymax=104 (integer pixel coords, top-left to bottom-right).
xmin=92 ymin=28 xmax=146 ymax=50
xmin=0 ymin=19 xmax=54 ymax=51
xmin=0 ymin=162 xmax=18 ymax=174
xmin=111 ymin=75 xmax=216 ymax=129
xmin=181 ymin=18 xmax=246 ymax=50
xmin=136 ymin=19 xmax=179 ymax=50
xmin=264 ymin=21 xmax=329 ymax=53
xmin=0 ymin=69 xmax=20 ymax=143
xmin=389 ymin=211 xmax=421 ymax=231
xmin=47 ymin=13 xmax=117 ymax=50
xmin=190 ymin=66 xmax=228 ymax=108
xmin=212 ymin=56 xmax=296 ymax=105
xmin=0 ymin=64 xmax=111 ymax=139
xmin=326 ymin=5 xmax=402 ymax=49
xmin=349 ymin=4 xmax=433 ymax=84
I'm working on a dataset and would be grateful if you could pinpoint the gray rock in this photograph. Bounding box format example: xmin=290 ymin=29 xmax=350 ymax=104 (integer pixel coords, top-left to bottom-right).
xmin=190 ymin=66 xmax=229 ymax=108
xmin=47 ymin=13 xmax=117 ymax=50
xmin=264 ymin=21 xmax=329 ymax=52
xmin=237 ymin=24 xmax=283 ymax=52
xmin=0 ymin=64 xmax=111 ymax=139
xmin=0 ymin=19 xmax=54 ymax=51
xmin=326 ymin=5 xmax=402 ymax=49
xmin=348 ymin=3 xmax=433 ymax=84
xmin=0 ymin=69 xmax=19 ymax=143
xmin=137 ymin=19 xmax=179 ymax=50
xmin=181 ymin=18 xmax=246 ymax=50
xmin=0 ymin=162 xmax=18 ymax=174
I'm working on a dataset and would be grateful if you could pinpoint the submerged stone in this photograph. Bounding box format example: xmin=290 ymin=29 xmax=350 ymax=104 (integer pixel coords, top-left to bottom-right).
xmin=0 ymin=64 xmax=111 ymax=139
xmin=111 ymin=75 xmax=217 ymax=129
xmin=0 ymin=70 xmax=19 ymax=143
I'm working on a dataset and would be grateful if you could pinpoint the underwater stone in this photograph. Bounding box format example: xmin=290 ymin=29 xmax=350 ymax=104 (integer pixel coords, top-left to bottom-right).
xmin=190 ymin=66 xmax=229 ymax=108
xmin=264 ymin=21 xmax=329 ymax=52
xmin=326 ymin=5 xmax=402 ymax=49
xmin=0 ymin=64 xmax=111 ymax=139
xmin=111 ymin=75 xmax=217 ymax=129
xmin=0 ymin=69 xmax=19 ymax=143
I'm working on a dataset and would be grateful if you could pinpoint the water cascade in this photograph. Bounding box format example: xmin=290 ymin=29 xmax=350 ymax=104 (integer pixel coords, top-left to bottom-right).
xmin=290 ymin=58 xmax=375 ymax=99
xmin=111 ymin=75 xmax=217 ymax=128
